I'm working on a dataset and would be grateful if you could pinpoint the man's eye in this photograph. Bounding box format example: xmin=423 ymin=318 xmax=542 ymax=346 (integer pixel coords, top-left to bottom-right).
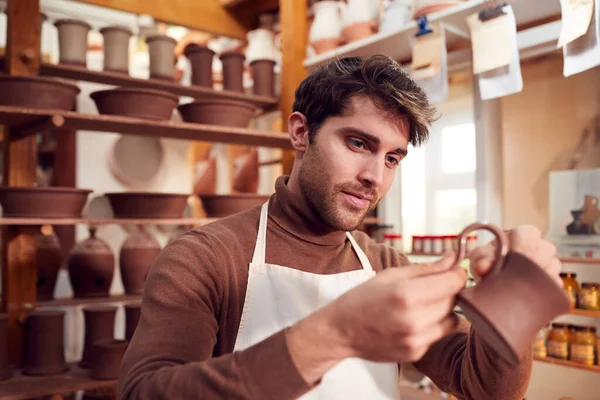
xmin=349 ymin=139 xmax=366 ymax=149
xmin=386 ymin=156 xmax=400 ymax=167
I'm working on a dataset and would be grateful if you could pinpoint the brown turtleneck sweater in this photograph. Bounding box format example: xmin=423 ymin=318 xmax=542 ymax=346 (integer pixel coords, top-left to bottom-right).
xmin=118 ymin=176 xmax=532 ymax=400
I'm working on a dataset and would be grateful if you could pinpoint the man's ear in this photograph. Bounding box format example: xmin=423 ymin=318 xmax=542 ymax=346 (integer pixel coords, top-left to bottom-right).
xmin=288 ymin=112 xmax=309 ymax=152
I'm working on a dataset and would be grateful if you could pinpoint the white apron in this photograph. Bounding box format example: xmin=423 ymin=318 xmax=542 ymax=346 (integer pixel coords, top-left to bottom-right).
xmin=233 ymin=201 xmax=399 ymax=399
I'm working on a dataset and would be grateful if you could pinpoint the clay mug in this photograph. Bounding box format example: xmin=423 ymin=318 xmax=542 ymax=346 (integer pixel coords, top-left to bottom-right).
xmin=454 ymin=222 xmax=570 ymax=365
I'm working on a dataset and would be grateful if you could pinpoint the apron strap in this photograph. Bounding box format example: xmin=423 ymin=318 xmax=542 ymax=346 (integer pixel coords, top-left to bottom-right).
xmin=346 ymin=232 xmax=374 ymax=272
xmin=251 ymin=199 xmax=374 ymax=272
xmin=251 ymin=201 xmax=270 ymax=265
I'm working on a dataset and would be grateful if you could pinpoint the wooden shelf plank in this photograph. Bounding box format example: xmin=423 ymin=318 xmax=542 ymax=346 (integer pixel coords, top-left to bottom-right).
xmin=0 ymin=363 xmax=116 ymax=400
xmin=533 ymin=355 xmax=600 ymax=373
xmin=568 ymin=308 xmax=600 ymax=318
xmin=559 ymin=257 xmax=600 ymax=265
xmin=38 ymin=62 xmax=278 ymax=109
xmin=0 ymin=217 xmax=218 ymax=226
xmin=0 ymin=106 xmax=293 ymax=149
xmin=36 ymin=294 xmax=141 ymax=308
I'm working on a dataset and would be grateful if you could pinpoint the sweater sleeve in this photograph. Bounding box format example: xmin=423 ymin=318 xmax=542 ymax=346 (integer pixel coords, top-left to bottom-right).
xmin=413 ymin=308 xmax=533 ymax=399
xmin=117 ymin=231 xmax=313 ymax=400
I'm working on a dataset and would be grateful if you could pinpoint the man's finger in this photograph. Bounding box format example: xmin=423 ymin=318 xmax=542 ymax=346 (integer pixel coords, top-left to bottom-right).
xmin=401 ymin=267 xmax=468 ymax=305
xmin=398 ymin=252 xmax=458 ymax=279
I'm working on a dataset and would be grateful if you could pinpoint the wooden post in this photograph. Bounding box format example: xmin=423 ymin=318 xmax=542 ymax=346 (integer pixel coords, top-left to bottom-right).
xmin=53 ymin=127 xmax=77 ymax=262
xmin=279 ymin=0 xmax=308 ymax=175
xmin=1 ymin=0 xmax=41 ymax=365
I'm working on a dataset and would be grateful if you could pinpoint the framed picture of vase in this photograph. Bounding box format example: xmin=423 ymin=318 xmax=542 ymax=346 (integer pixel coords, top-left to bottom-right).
xmin=548 ymin=168 xmax=600 ymax=259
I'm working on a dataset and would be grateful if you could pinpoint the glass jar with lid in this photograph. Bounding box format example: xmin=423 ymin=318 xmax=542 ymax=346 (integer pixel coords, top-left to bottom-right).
xmin=569 ymin=325 xmax=597 ymax=365
xmin=532 ymin=325 xmax=549 ymax=358
xmin=560 ymin=272 xmax=580 ymax=309
xmin=577 ymin=282 xmax=600 ymax=310
xmin=547 ymin=323 xmax=570 ymax=360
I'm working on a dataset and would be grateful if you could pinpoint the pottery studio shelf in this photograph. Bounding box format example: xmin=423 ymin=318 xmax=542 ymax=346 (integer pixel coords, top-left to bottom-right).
xmin=567 ymin=309 xmax=600 ymax=319
xmin=0 ymin=106 xmax=292 ymax=149
xmin=0 ymin=363 xmax=116 ymax=400
xmin=533 ymin=356 xmax=600 ymax=374
xmin=36 ymin=294 xmax=141 ymax=309
xmin=0 ymin=216 xmax=218 ymax=227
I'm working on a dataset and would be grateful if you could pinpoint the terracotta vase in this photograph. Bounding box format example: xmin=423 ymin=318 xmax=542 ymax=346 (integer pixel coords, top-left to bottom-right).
xmin=54 ymin=19 xmax=91 ymax=66
xmin=22 ymin=310 xmax=68 ymax=376
xmin=250 ymin=59 xmax=276 ymax=98
xmin=100 ymin=26 xmax=133 ymax=74
xmin=120 ymin=232 xmax=161 ymax=295
xmin=35 ymin=228 xmax=62 ymax=301
xmin=0 ymin=313 xmax=11 ymax=381
xmin=184 ymin=44 xmax=215 ymax=88
xmin=67 ymin=227 xmax=115 ymax=298
xmin=193 ymin=157 xmax=217 ymax=195
xmin=91 ymin=339 xmax=128 ymax=380
xmin=146 ymin=34 xmax=177 ymax=80
xmin=79 ymin=305 xmax=117 ymax=368
xmin=124 ymin=302 xmax=142 ymax=342
xmin=233 ymin=148 xmax=259 ymax=193
xmin=219 ymin=51 xmax=245 ymax=92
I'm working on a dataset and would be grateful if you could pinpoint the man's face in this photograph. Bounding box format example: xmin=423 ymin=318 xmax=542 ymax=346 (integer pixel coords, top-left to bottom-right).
xmin=297 ymin=96 xmax=410 ymax=231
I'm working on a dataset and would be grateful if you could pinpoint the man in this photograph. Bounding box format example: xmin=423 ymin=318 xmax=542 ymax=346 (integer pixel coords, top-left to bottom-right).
xmin=118 ymin=55 xmax=561 ymax=399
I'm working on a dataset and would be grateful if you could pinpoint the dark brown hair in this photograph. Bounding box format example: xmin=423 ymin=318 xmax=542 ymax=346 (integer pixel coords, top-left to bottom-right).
xmin=292 ymin=54 xmax=437 ymax=147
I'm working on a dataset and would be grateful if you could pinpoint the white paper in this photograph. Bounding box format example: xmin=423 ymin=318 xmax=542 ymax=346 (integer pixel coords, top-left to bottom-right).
xmin=557 ymin=0 xmax=594 ymax=48
xmin=413 ymin=28 xmax=448 ymax=104
xmin=477 ymin=5 xmax=523 ymax=101
xmin=563 ymin=0 xmax=600 ymax=77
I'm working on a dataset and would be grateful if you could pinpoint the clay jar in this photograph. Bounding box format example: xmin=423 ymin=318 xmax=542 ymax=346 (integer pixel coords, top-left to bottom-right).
xmin=36 ymin=226 xmax=62 ymax=301
xmin=250 ymin=59 xmax=276 ymax=98
xmin=54 ymin=19 xmax=92 ymax=66
xmin=124 ymin=303 xmax=142 ymax=342
xmin=120 ymin=231 xmax=161 ymax=295
xmin=454 ymin=223 xmax=571 ymax=365
xmin=146 ymin=34 xmax=177 ymax=80
xmin=91 ymin=339 xmax=128 ymax=380
xmin=22 ymin=310 xmax=69 ymax=376
xmin=79 ymin=305 xmax=117 ymax=368
xmin=184 ymin=43 xmax=215 ymax=88
xmin=0 ymin=313 xmax=11 ymax=381
xmin=67 ymin=227 xmax=115 ymax=298
xmin=219 ymin=50 xmax=245 ymax=92
xmin=100 ymin=25 xmax=133 ymax=74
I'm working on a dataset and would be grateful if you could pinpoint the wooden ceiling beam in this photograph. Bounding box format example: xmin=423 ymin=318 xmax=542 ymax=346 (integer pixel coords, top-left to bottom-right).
xmin=71 ymin=0 xmax=256 ymax=39
xmin=221 ymin=0 xmax=280 ymax=13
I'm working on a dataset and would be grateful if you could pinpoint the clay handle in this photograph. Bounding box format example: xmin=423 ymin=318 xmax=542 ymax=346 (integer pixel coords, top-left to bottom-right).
xmin=455 ymin=222 xmax=509 ymax=277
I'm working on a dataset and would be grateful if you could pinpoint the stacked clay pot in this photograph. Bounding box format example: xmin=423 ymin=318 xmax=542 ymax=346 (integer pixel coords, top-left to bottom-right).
xmin=22 ymin=310 xmax=69 ymax=376
xmin=100 ymin=25 xmax=133 ymax=74
xmin=67 ymin=227 xmax=115 ymax=298
xmin=79 ymin=305 xmax=117 ymax=368
xmin=91 ymin=339 xmax=128 ymax=380
xmin=124 ymin=302 xmax=142 ymax=342
xmin=120 ymin=231 xmax=161 ymax=295
xmin=146 ymin=34 xmax=177 ymax=80
xmin=35 ymin=226 xmax=62 ymax=301
xmin=219 ymin=50 xmax=245 ymax=92
xmin=54 ymin=19 xmax=91 ymax=66
xmin=184 ymin=43 xmax=215 ymax=88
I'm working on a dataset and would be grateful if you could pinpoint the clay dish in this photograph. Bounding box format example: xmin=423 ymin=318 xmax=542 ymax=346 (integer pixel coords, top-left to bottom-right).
xmin=0 ymin=186 xmax=92 ymax=218
xmin=105 ymin=192 xmax=190 ymax=219
xmin=0 ymin=75 xmax=80 ymax=111
xmin=198 ymin=194 xmax=270 ymax=218
xmin=178 ymin=99 xmax=257 ymax=128
xmin=90 ymin=87 xmax=179 ymax=121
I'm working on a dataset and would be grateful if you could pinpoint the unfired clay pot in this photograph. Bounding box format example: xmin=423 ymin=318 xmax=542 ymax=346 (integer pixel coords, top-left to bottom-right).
xmin=250 ymin=59 xmax=276 ymax=98
xmin=105 ymin=192 xmax=190 ymax=219
xmin=184 ymin=44 xmax=215 ymax=87
xmin=0 ymin=313 xmax=11 ymax=381
xmin=199 ymin=194 xmax=270 ymax=218
xmin=454 ymin=223 xmax=571 ymax=365
xmin=146 ymin=34 xmax=177 ymax=80
xmin=124 ymin=302 xmax=142 ymax=342
xmin=91 ymin=339 xmax=128 ymax=380
xmin=0 ymin=76 xmax=80 ymax=113
xmin=79 ymin=305 xmax=117 ymax=368
xmin=219 ymin=50 xmax=245 ymax=92
xmin=178 ymin=99 xmax=257 ymax=128
xmin=67 ymin=227 xmax=115 ymax=298
xmin=36 ymin=228 xmax=62 ymax=301
xmin=0 ymin=186 xmax=91 ymax=218
xmin=100 ymin=25 xmax=133 ymax=74
xmin=22 ymin=310 xmax=69 ymax=376
xmin=232 ymin=148 xmax=259 ymax=193
xmin=90 ymin=87 xmax=179 ymax=121
xmin=54 ymin=19 xmax=92 ymax=66
xmin=120 ymin=232 xmax=161 ymax=295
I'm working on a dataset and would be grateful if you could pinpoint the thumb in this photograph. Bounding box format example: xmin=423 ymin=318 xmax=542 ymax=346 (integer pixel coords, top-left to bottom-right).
xmin=400 ymin=252 xmax=458 ymax=279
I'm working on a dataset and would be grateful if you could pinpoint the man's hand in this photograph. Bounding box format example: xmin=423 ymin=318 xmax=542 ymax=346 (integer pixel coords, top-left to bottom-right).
xmin=468 ymin=225 xmax=562 ymax=287
xmin=285 ymin=254 xmax=467 ymax=385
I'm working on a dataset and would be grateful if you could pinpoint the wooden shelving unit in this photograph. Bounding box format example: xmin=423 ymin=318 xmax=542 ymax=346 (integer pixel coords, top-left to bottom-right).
xmin=0 ymin=106 xmax=292 ymax=149
xmin=0 ymin=217 xmax=218 ymax=226
xmin=567 ymin=308 xmax=600 ymax=318
xmin=36 ymin=294 xmax=141 ymax=308
xmin=0 ymin=363 xmax=116 ymax=400
xmin=533 ymin=356 xmax=600 ymax=373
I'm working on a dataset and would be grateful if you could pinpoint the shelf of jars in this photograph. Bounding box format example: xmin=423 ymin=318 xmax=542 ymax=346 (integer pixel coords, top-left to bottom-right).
xmin=533 ymin=356 xmax=600 ymax=374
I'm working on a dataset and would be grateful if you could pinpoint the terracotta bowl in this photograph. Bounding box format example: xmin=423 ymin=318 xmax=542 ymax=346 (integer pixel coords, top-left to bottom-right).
xmin=0 ymin=186 xmax=92 ymax=218
xmin=90 ymin=87 xmax=179 ymax=121
xmin=0 ymin=75 xmax=80 ymax=110
xmin=178 ymin=99 xmax=257 ymax=128
xmin=105 ymin=192 xmax=190 ymax=219
xmin=198 ymin=194 xmax=270 ymax=218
